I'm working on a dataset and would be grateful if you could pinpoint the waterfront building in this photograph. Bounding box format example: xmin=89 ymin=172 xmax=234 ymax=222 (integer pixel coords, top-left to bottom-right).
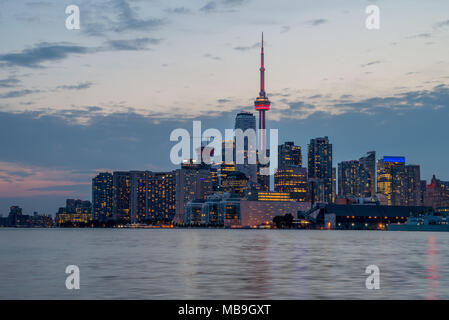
xmin=184 ymin=193 xmax=239 ymax=227
xmin=92 ymin=172 xmax=113 ymax=221
xmin=146 ymin=171 xmax=176 ymax=223
xmin=239 ymin=200 xmax=310 ymax=228
xmin=278 ymin=142 xmax=302 ymax=169
xmin=424 ymin=175 xmax=449 ymax=210
xmin=220 ymin=171 xmax=249 ymax=197
xmin=173 ymin=160 xmax=213 ymax=224
xmin=112 ymin=171 xmax=131 ymax=222
xmin=251 ymin=191 xmax=293 ymax=202
xmin=308 ymin=136 xmax=333 ymax=204
xmin=338 ymin=160 xmax=369 ymax=198
xmin=56 ymin=199 xmax=92 ymax=226
xmin=377 ymin=157 xmax=421 ymax=206
xmin=359 ymin=151 xmax=376 ymax=196
xmin=274 ymin=166 xmax=308 ymax=202
xmin=377 ymin=156 xmax=405 ymax=206
xmin=235 ymin=112 xmax=257 ymax=183
xmin=309 ymin=203 xmax=431 ymax=230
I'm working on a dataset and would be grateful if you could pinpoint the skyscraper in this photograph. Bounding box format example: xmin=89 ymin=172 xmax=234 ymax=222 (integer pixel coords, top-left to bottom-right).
xmin=254 ymin=33 xmax=271 ymax=152
xmin=147 ymin=171 xmax=176 ymax=223
xmin=235 ymin=112 xmax=257 ymax=183
xmin=338 ymin=160 xmax=365 ymax=198
xmin=308 ymin=136 xmax=333 ymax=203
xmin=112 ymin=171 xmax=131 ymax=222
xmin=92 ymin=172 xmax=113 ymax=221
xmin=274 ymin=166 xmax=308 ymax=202
xmin=359 ymin=151 xmax=376 ymax=197
xmin=377 ymin=156 xmax=404 ymax=205
xmin=338 ymin=153 xmax=374 ymax=199
xmin=278 ymin=142 xmax=302 ymax=169
xmin=173 ymin=160 xmax=213 ymax=224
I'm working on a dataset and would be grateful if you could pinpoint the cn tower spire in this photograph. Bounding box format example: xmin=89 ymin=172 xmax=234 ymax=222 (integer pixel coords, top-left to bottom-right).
xmin=254 ymin=32 xmax=271 ymax=151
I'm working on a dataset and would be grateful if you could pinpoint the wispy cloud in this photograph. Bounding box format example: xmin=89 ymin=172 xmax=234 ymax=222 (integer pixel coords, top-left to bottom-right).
xmin=0 ymin=89 xmax=37 ymax=99
xmin=0 ymin=42 xmax=90 ymax=68
xmin=0 ymin=37 xmax=162 ymax=69
xmin=361 ymin=60 xmax=383 ymax=68
xmin=56 ymin=82 xmax=94 ymax=91
xmin=204 ymin=53 xmax=222 ymax=60
xmin=165 ymin=7 xmax=191 ymax=14
xmin=233 ymin=42 xmax=261 ymax=51
xmin=280 ymin=26 xmax=291 ymax=33
xmin=114 ymin=0 xmax=166 ymax=32
xmin=0 ymin=77 xmax=20 ymax=88
xmin=306 ymin=19 xmax=328 ymax=26
xmin=105 ymin=37 xmax=162 ymax=51
xmin=433 ymin=19 xmax=449 ymax=29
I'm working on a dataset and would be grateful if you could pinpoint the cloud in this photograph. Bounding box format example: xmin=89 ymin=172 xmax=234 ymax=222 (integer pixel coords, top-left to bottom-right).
xmin=233 ymin=42 xmax=261 ymax=51
xmin=306 ymin=19 xmax=328 ymax=26
xmin=0 ymin=42 xmax=90 ymax=68
xmin=200 ymin=0 xmax=248 ymax=13
xmin=56 ymin=82 xmax=94 ymax=91
xmin=361 ymin=60 xmax=383 ymax=67
xmin=433 ymin=19 xmax=449 ymax=29
xmin=0 ymin=77 xmax=20 ymax=88
xmin=82 ymin=0 xmax=166 ymax=37
xmin=407 ymin=33 xmax=432 ymax=39
xmin=0 ymin=37 xmax=162 ymax=69
xmin=105 ymin=37 xmax=162 ymax=51
xmin=0 ymin=89 xmax=37 ymax=99
xmin=200 ymin=1 xmax=217 ymax=13
xmin=204 ymin=53 xmax=222 ymax=60
xmin=280 ymin=26 xmax=291 ymax=33
xmin=165 ymin=7 xmax=191 ymax=14
xmin=114 ymin=0 xmax=166 ymax=32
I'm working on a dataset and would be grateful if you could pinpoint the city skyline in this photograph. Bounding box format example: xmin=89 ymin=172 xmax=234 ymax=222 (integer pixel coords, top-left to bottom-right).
xmin=1 ymin=0 xmax=449 ymax=215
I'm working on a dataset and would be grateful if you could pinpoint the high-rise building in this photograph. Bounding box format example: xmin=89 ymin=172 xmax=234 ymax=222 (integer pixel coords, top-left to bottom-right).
xmin=377 ymin=157 xmax=405 ymax=205
xmin=424 ymin=175 xmax=449 ymax=209
xmin=359 ymin=151 xmax=376 ymax=196
xmin=274 ymin=166 xmax=308 ymax=202
xmin=338 ymin=160 xmax=364 ymax=198
xmin=146 ymin=171 xmax=176 ymax=223
xmin=173 ymin=160 xmax=213 ymax=224
xmin=403 ymin=165 xmax=421 ymax=206
xmin=92 ymin=172 xmax=113 ymax=221
xmin=129 ymin=171 xmax=147 ymax=223
xmin=338 ymin=158 xmax=372 ymax=198
xmin=220 ymin=171 xmax=249 ymax=197
xmin=235 ymin=112 xmax=257 ymax=183
xmin=278 ymin=142 xmax=302 ymax=169
xmin=112 ymin=171 xmax=131 ymax=222
xmin=308 ymin=136 xmax=333 ymax=203
xmin=377 ymin=157 xmax=421 ymax=206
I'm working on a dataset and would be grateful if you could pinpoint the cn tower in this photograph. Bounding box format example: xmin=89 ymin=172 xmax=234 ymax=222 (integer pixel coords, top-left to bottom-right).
xmin=254 ymin=32 xmax=270 ymax=152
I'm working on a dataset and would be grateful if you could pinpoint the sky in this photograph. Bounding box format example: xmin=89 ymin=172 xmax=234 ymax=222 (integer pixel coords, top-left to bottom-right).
xmin=0 ymin=0 xmax=448 ymax=215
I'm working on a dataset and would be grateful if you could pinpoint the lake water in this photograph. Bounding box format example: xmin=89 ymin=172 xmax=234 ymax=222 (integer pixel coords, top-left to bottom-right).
xmin=0 ymin=229 xmax=448 ymax=299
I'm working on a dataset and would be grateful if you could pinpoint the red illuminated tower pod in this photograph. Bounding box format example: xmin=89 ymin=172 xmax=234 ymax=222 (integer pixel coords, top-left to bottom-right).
xmin=254 ymin=32 xmax=271 ymax=152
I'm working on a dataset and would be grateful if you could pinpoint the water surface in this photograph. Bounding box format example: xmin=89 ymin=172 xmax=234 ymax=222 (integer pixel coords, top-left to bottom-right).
xmin=0 ymin=229 xmax=448 ymax=299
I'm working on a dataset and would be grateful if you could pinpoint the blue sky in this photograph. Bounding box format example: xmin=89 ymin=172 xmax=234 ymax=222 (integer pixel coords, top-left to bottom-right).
xmin=0 ymin=0 xmax=448 ymax=215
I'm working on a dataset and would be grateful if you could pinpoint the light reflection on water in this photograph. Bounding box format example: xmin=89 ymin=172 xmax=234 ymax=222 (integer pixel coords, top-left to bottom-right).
xmin=1 ymin=229 xmax=449 ymax=299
